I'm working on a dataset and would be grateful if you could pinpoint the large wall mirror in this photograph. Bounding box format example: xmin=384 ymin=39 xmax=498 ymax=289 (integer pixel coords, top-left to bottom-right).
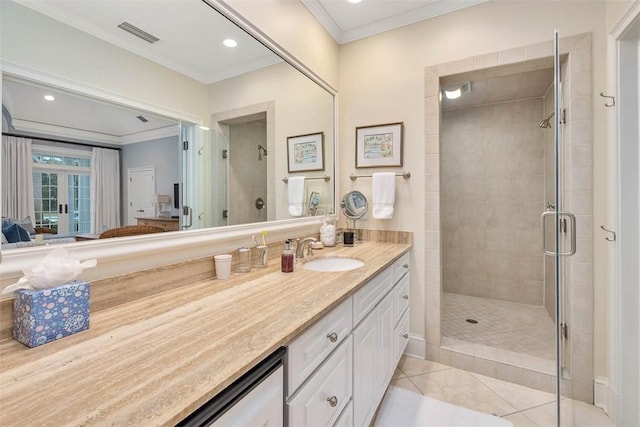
xmin=1 ymin=0 xmax=335 ymax=255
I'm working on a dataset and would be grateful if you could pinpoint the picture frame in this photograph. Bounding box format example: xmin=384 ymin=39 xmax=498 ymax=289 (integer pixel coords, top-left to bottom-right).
xmin=355 ymin=122 xmax=403 ymax=168
xmin=287 ymin=132 xmax=325 ymax=173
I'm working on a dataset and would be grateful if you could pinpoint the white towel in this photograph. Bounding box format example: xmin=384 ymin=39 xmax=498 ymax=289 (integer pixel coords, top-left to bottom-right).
xmin=372 ymin=172 xmax=396 ymax=219
xmin=288 ymin=176 xmax=305 ymax=217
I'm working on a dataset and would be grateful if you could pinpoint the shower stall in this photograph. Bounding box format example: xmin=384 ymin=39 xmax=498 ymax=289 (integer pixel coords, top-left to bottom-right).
xmin=440 ymin=62 xmax=559 ymax=371
xmin=425 ymin=33 xmax=595 ymax=411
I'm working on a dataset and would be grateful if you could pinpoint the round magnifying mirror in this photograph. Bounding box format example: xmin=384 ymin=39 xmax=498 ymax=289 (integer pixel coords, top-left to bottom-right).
xmin=341 ymin=190 xmax=368 ymax=220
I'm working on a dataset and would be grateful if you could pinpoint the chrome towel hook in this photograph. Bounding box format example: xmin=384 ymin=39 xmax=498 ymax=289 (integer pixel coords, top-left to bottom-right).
xmin=600 ymin=225 xmax=616 ymax=242
xmin=599 ymin=92 xmax=615 ymax=107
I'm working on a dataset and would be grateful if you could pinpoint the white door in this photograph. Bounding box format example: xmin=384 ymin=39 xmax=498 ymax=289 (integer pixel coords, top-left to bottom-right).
xmin=127 ymin=167 xmax=155 ymax=225
xmin=33 ymin=170 xmax=90 ymax=234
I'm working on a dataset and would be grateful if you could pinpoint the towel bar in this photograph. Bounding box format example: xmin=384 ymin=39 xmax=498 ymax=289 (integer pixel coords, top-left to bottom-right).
xmin=349 ymin=171 xmax=411 ymax=181
xmin=282 ymin=175 xmax=331 ymax=183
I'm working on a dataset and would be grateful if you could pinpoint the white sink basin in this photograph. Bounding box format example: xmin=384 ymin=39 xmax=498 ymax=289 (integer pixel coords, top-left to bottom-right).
xmin=303 ymin=256 xmax=364 ymax=272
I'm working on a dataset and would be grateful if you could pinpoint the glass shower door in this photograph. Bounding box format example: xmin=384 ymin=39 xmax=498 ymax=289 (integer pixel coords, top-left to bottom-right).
xmin=180 ymin=123 xmax=227 ymax=230
xmin=541 ymin=30 xmax=577 ymax=427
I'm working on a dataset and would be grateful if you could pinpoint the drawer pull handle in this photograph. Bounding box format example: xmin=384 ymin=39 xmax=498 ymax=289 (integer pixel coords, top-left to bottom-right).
xmin=327 ymin=332 xmax=338 ymax=343
xmin=403 ymin=333 xmax=409 ymax=339
xmin=327 ymin=396 xmax=338 ymax=407
xmin=403 ymin=263 xmax=409 ymax=269
xmin=402 ymin=294 xmax=409 ymax=300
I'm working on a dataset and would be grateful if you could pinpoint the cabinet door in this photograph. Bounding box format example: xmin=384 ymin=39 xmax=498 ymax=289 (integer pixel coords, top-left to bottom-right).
xmin=288 ymin=337 xmax=352 ymax=427
xmin=212 ymin=365 xmax=283 ymax=427
xmin=378 ymin=290 xmax=395 ymax=396
xmin=333 ymin=399 xmax=353 ymax=427
xmin=352 ymin=308 xmax=378 ymax=427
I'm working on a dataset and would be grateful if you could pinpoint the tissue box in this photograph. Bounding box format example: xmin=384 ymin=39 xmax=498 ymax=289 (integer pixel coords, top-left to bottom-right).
xmin=13 ymin=281 xmax=90 ymax=348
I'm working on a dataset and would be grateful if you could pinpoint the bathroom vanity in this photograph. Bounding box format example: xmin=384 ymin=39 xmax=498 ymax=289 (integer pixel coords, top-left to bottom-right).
xmin=0 ymin=237 xmax=411 ymax=426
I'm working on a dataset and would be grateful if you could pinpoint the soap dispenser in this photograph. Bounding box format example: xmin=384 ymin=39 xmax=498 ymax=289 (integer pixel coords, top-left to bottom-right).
xmin=281 ymin=239 xmax=294 ymax=273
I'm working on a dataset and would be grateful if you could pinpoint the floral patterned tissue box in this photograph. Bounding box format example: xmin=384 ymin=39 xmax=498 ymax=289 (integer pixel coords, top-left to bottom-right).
xmin=13 ymin=281 xmax=90 ymax=348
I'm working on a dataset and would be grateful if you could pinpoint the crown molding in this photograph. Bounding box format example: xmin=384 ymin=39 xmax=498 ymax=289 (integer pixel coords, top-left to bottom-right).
xmin=302 ymin=0 xmax=490 ymax=45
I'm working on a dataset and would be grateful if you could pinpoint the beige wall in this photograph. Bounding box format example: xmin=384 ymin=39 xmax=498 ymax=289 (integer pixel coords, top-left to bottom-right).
xmin=338 ymin=0 xmax=609 ymax=376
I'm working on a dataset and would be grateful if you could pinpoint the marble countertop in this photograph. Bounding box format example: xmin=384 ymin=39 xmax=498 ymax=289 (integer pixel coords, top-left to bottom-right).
xmin=0 ymin=240 xmax=410 ymax=426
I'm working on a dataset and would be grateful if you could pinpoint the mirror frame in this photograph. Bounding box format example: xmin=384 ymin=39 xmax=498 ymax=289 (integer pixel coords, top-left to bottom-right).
xmin=0 ymin=0 xmax=338 ymax=286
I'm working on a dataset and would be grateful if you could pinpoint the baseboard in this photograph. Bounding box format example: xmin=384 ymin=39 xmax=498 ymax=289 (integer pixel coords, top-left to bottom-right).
xmin=404 ymin=333 xmax=426 ymax=359
xmin=594 ymin=377 xmax=609 ymax=413
xmin=594 ymin=376 xmax=618 ymax=424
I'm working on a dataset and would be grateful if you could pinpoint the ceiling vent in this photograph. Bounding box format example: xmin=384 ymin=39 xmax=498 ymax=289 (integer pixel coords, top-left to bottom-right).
xmin=136 ymin=115 xmax=148 ymax=123
xmin=117 ymin=22 xmax=159 ymax=44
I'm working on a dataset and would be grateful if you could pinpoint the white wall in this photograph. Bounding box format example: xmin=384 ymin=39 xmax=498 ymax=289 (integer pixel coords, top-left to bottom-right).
xmin=338 ymin=0 xmax=610 ymax=375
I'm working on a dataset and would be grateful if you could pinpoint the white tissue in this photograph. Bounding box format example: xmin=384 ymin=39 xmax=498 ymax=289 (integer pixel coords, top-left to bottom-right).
xmin=1 ymin=247 xmax=97 ymax=296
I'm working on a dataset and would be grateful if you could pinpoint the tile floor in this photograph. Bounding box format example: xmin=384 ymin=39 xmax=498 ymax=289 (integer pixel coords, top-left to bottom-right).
xmin=388 ymin=355 xmax=613 ymax=427
xmin=442 ymin=293 xmax=556 ymax=360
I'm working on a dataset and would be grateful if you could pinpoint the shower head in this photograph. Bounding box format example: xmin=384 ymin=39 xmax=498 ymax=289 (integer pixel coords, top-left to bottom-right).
xmin=257 ymin=144 xmax=268 ymax=160
xmin=538 ymin=111 xmax=555 ymax=128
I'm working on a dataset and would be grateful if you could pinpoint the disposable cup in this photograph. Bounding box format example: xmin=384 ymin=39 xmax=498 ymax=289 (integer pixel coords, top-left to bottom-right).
xmin=214 ymin=254 xmax=232 ymax=280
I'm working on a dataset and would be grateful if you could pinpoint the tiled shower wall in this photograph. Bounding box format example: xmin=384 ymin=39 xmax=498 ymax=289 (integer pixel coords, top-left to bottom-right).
xmin=228 ymin=119 xmax=268 ymax=225
xmin=441 ymin=99 xmax=546 ymax=305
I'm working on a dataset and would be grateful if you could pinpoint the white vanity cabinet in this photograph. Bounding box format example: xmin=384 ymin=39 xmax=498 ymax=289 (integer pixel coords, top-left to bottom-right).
xmin=287 ymin=250 xmax=411 ymax=427
xmin=352 ymin=253 xmax=410 ymax=427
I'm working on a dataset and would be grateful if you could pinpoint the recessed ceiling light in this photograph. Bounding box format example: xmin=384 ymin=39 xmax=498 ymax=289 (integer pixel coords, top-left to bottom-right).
xmin=223 ymin=38 xmax=237 ymax=48
xmin=198 ymin=126 xmax=210 ymax=131
xmin=443 ymin=82 xmax=471 ymax=100
xmin=44 ymin=95 xmax=55 ymax=101
xmin=348 ymin=0 xmax=363 ymax=3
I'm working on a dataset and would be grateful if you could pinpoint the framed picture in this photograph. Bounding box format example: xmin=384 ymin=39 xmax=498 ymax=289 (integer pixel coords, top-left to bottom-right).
xmin=355 ymin=122 xmax=403 ymax=168
xmin=287 ymin=132 xmax=324 ymax=173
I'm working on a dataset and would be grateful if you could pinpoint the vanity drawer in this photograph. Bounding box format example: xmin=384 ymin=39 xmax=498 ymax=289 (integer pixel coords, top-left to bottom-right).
xmin=394 ymin=309 xmax=410 ymax=365
xmin=287 ymin=297 xmax=352 ymax=395
xmin=394 ymin=273 xmax=410 ymax=326
xmin=394 ymin=251 xmax=410 ymax=283
xmin=352 ymin=265 xmax=393 ymax=327
xmin=288 ymin=336 xmax=353 ymax=427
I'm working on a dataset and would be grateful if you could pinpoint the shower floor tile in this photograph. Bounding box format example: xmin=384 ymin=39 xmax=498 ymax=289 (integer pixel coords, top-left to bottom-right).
xmin=442 ymin=292 xmax=555 ymax=360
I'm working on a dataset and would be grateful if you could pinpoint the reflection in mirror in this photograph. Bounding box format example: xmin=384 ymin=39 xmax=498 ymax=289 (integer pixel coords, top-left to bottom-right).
xmin=1 ymin=0 xmax=335 ymax=252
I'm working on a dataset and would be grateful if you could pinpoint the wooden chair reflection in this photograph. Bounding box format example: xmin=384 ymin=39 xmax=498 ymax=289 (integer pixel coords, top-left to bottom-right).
xmin=98 ymin=225 xmax=165 ymax=239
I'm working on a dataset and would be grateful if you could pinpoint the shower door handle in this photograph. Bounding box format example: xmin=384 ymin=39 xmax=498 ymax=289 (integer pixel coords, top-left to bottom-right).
xmin=182 ymin=206 xmax=193 ymax=229
xmin=541 ymin=211 xmax=576 ymax=256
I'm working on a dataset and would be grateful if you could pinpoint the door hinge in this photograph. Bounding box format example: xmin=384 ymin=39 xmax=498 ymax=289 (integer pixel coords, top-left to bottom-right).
xmin=561 ymin=108 xmax=567 ymax=124
xmin=222 ymin=149 xmax=228 ymax=159
xmin=222 ymin=210 xmax=228 ymax=219
xmin=183 ymin=140 xmax=189 ymax=150
xmin=561 ymin=323 xmax=568 ymax=340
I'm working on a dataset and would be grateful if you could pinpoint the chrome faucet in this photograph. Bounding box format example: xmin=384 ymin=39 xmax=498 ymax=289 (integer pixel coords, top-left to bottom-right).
xmin=296 ymin=237 xmax=317 ymax=259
